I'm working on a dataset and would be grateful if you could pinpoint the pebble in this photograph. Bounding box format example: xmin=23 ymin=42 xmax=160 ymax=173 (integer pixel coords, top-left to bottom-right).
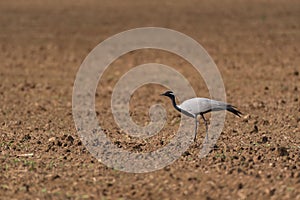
xmin=48 ymin=137 xmax=56 ymax=142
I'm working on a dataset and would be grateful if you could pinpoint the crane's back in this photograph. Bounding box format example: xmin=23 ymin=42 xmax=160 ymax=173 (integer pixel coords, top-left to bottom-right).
xmin=178 ymin=98 xmax=227 ymax=115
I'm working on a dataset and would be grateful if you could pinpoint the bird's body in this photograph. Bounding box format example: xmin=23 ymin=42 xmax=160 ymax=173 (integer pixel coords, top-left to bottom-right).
xmin=161 ymin=91 xmax=241 ymax=142
xmin=178 ymin=98 xmax=227 ymax=116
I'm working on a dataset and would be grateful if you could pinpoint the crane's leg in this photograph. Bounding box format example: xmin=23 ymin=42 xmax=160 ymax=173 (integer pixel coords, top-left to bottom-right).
xmin=194 ymin=116 xmax=198 ymax=142
xmin=200 ymin=114 xmax=208 ymax=142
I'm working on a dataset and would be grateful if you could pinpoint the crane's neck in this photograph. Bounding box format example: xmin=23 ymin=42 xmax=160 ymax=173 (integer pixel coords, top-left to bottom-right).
xmin=169 ymin=95 xmax=181 ymax=113
xmin=169 ymin=95 xmax=195 ymax=118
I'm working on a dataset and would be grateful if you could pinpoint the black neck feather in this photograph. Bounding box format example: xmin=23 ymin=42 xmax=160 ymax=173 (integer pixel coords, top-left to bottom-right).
xmin=169 ymin=95 xmax=182 ymax=113
xmin=168 ymin=95 xmax=195 ymax=118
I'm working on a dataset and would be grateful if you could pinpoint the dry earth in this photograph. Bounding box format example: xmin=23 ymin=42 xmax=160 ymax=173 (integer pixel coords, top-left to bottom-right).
xmin=0 ymin=0 xmax=299 ymax=199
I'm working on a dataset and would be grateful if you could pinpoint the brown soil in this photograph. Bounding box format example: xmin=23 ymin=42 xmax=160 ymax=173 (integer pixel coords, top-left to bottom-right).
xmin=0 ymin=0 xmax=299 ymax=199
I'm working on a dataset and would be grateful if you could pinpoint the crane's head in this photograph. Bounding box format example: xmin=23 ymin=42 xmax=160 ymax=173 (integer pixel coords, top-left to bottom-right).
xmin=160 ymin=91 xmax=175 ymax=98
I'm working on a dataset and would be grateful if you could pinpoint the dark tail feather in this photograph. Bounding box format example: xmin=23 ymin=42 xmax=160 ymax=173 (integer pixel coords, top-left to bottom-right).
xmin=226 ymin=105 xmax=242 ymax=117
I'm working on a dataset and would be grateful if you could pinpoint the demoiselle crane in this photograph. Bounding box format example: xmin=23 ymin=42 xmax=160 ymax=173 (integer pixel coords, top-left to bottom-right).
xmin=160 ymin=91 xmax=241 ymax=142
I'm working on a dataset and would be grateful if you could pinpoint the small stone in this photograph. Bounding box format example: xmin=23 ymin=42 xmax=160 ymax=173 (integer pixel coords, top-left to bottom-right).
xmin=267 ymin=188 xmax=276 ymax=196
xmin=253 ymin=155 xmax=262 ymax=163
xmin=263 ymin=120 xmax=270 ymax=126
xmin=243 ymin=114 xmax=250 ymax=120
xmin=52 ymin=174 xmax=60 ymax=180
xmin=251 ymin=125 xmax=259 ymax=133
xmin=48 ymin=137 xmax=56 ymax=142
xmin=22 ymin=134 xmax=31 ymax=141
xmin=164 ymin=166 xmax=170 ymax=171
xmin=262 ymin=136 xmax=268 ymax=143
xmin=254 ymin=125 xmax=258 ymax=132
xmin=66 ymin=135 xmax=74 ymax=143
xmin=238 ymin=183 xmax=243 ymax=189
xmin=277 ymin=147 xmax=288 ymax=156
xmin=56 ymin=140 xmax=62 ymax=147
xmin=183 ymin=151 xmax=191 ymax=157
xmin=15 ymin=120 xmax=22 ymax=125
xmin=242 ymin=114 xmax=250 ymax=122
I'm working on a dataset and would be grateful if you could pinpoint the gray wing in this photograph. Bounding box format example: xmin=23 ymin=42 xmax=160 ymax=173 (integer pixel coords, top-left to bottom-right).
xmin=178 ymin=98 xmax=228 ymax=115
